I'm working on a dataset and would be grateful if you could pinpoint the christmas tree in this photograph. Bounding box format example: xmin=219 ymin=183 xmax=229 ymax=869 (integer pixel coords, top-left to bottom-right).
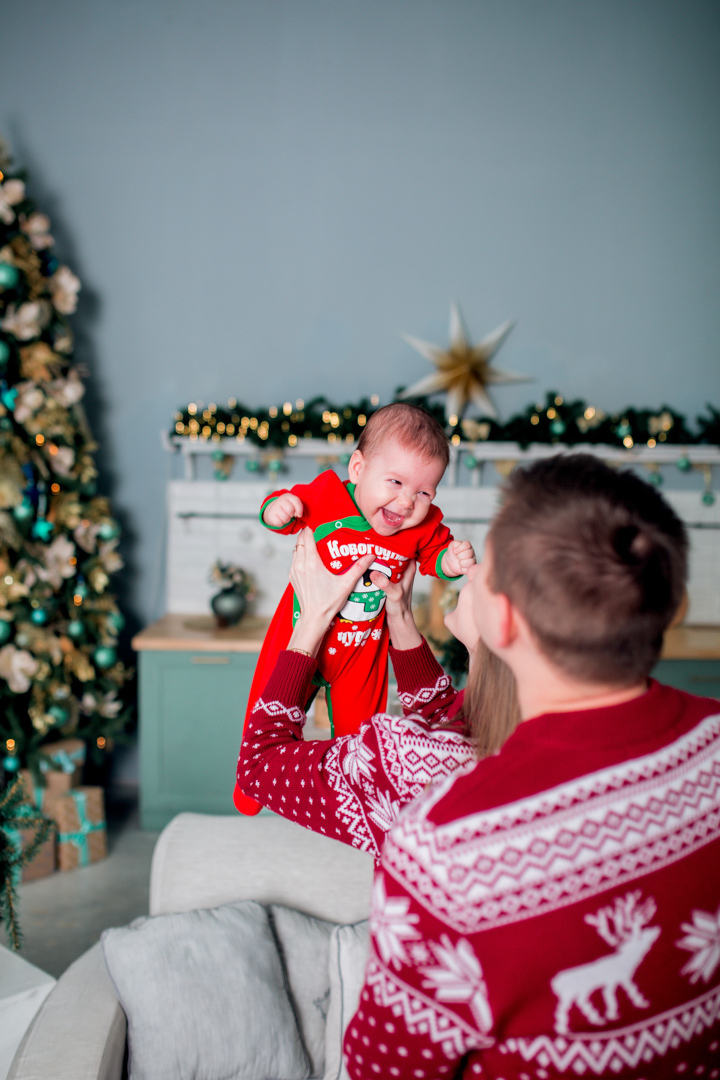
xmin=0 ymin=138 xmax=131 ymax=781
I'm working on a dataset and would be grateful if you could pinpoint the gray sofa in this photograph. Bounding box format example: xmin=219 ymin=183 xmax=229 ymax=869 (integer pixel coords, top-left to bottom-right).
xmin=8 ymin=812 xmax=374 ymax=1080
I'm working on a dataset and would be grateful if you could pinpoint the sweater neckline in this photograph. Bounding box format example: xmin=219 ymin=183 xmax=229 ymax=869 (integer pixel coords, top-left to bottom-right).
xmin=516 ymin=679 xmax=693 ymax=751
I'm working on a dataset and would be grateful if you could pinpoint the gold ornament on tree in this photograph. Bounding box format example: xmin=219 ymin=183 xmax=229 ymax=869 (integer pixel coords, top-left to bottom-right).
xmin=400 ymin=303 xmax=530 ymax=421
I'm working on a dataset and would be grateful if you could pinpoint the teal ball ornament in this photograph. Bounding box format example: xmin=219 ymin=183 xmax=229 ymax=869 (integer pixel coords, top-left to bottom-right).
xmin=245 ymin=459 xmax=260 ymax=473
xmin=649 ymin=471 xmax=663 ymax=487
xmin=0 ymin=417 xmax=12 ymax=432
xmin=32 ymin=518 xmax=54 ymax=542
xmin=48 ymin=705 xmax=70 ymax=725
xmin=13 ymin=500 xmax=34 ymax=524
xmin=1 ymin=387 xmax=17 ymax=410
xmin=93 ymin=645 xmax=117 ymax=670
xmin=267 ymin=459 xmax=283 ymax=474
xmin=74 ymin=580 xmax=88 ymax=599
xmin=0 ymin=340 xmax=10 ymax=367
xmin=3 ymin=755 xmax=19 ymax=773
xmin=702 ymin=490 xmax=716 ymax=507
xmin=66 ymin=619 xmax=85 ymax=640
xmin=106 ymin=611 xmax=125 ymax=634
xmin=550 ymin=419 xmax=567 ymax=437
xmin=339 ymin=454 xmax=351 ymax=467
xmin=213 ymin=469 xmax=229 ymax=481
xmin=676 ymin=455 xmax=692 ymax=473
xmin=465 ymin=455 xmax=477 ymax=469
xmin=97 ymin=520 xmax=120 ymax=541
xmin=211 ymin=449 xmax=225 ymax=463
xmin=0 ymin=621 xmax=12 ymax=644
xmin=0 ymin=262 xmax=19 ymax=289
xmin=31 ymin=607 xmax=49 ymax=626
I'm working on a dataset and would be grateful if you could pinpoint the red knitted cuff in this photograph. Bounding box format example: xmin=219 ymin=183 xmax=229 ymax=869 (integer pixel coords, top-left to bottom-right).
xmin=389 ymin=638 xmax=443 ymax=690
xmin=256 ymin=650 xmax=317 ymax=712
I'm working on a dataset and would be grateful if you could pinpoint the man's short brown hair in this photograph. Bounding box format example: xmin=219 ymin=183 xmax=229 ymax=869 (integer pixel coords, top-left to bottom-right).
xmin=489 ymin=454 xmax=688 ymax=684
xmin=356 ymin=403 xmax=450 ymax=469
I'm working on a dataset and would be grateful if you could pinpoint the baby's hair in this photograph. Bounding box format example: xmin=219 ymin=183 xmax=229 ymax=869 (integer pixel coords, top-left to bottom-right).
xmin=356 ymin=403 xmax=450 ymax=469
xmin=489 ymin=453 xmax=688 ymax=685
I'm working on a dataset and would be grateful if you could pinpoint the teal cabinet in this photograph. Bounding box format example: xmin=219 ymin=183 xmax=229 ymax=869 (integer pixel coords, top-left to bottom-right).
xmin=651 ymin=659 xmax=720 ymax=701
xmin=134 ymin=616 xmax=266 ymax=830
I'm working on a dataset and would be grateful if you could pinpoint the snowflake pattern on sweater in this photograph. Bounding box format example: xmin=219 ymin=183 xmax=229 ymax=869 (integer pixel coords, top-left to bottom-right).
xmin=237 ymin=641 xmax=475 ymax=860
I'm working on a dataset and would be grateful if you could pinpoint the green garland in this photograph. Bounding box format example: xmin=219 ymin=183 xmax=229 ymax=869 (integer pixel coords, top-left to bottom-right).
xmin=171 ymin=392 xmax=720 ymax=451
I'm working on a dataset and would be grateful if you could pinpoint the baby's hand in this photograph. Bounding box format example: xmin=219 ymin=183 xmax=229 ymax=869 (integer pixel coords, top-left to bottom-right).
xmin=262 ymin=492 xmax=304 ymax=529
xmin=441 ymin=540 xmax=476 ymax=578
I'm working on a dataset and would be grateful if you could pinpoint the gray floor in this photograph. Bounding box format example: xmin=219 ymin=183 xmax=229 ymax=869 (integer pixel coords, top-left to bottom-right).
xmin=16 ymin=789 xmax=158 ymax=979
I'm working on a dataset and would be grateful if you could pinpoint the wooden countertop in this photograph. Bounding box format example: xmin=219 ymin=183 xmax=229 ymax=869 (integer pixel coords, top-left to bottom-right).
xmin=661 ymin=625 xmax=720 ymax=660
xmin=131 ymin=613 xmax=271 ymax=653
xmin=132 ymin=615 xmax=720 ymax=660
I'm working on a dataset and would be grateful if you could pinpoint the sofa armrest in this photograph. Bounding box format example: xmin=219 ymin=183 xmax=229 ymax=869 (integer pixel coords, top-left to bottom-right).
xmin=7 ymin=942 xmax=126 ymax=1080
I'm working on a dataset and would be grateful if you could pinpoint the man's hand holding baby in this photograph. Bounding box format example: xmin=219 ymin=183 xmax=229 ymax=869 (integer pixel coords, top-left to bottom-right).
xmin=440 ymin=540 xmax=476 ymax=578
xmin=262 ymin=492 xmax=304 ymax=529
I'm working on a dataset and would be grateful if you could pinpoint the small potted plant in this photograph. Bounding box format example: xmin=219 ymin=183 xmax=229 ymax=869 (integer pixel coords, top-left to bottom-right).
xmin=208 ymin=561 xmax=255 ymax=627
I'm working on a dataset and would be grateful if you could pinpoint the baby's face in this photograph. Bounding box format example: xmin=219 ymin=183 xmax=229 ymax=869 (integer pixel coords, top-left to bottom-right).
xmin=348 ymin=440 xmax=445 ymax=537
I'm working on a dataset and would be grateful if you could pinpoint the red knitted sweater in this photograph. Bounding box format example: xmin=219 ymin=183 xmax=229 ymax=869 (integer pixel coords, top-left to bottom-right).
xmin=237 ymin=640 xmax=475 ymax=861
xmin=344 ymin=680 xmax=720 ymax=1078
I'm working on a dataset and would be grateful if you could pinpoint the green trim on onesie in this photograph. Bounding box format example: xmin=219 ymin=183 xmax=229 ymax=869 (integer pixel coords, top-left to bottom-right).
xmin=435 ymin=547 xmax=462 ymax=581
xmin=259 ymin=496 xmax=295 ymax=531
xmin=310 ymin=671 xmax=334 ymax=737
xmin=313 ymin=481 xmax=371 ymax=540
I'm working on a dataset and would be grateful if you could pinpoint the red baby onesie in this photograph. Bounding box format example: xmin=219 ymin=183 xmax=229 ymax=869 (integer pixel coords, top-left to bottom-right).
xmin=247 ymin=469 xmax=458 ymax=737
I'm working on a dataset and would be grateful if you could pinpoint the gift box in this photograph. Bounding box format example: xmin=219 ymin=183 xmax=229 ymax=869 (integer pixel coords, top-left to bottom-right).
xmin=3 ymin=813 xmax=56 ymax=885
xmin=44 ymin=786 xmax=107 ymax=872
xmin=39 ymin=738 xmax=86 ymax=794
xmin=19 ymin=739 xmax=87 ymax=809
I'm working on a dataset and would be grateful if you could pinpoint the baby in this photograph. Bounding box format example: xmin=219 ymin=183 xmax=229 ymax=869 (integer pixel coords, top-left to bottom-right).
xmin=234 ymin=402 xmax=475 ymax=813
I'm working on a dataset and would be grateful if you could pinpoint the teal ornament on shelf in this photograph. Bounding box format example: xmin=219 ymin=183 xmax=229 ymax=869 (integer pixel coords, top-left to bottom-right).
xmin=211 ymin=449 xmax=225 ymax=463
xmin=0 ymin=621 xmax=12 ymax=644
xmin=1 ymin=387 xmax=18 ymax=410
xmin=702 ymin=491 xmax=716 ymax=507
xmin=32 ymin=518 xmax=54 ymax=542
xmin=615 ymin=421 xmax=631 ymax=439
xmin=211 ymin=588 xmax=247 ymax=627
xmin=465 ymin=455 xmax=478 ymax=469
xmin=30 ymin=607 xmax=49 ymax=625
xmin=48 ymin=705 xmax=70 ymax=725
xmin=66 ymin=619 xmax=85 ymax=640
xmin=13 ymin=500 xmax=34 ymax=524
xmin=0 ymin=340 xmax=10 ymax=367
xmin=676 ymin=455 xmax=692 ymax=473
xmin=0 ymin=262 xmax=20 ymax=289
xmin=649 ymin=471 xmax=663 ymax=487
xmin=267 ymin=459 xmax=283 ymax=473
xmin=245 ymin=459 xmax=260 ymax=473
xmin=550 ymin=419 xmax=566 ymax=436
xmin=213 ymin=469 xmax=229 ymax=481
xmin=97 ymin=520 xmax=120 ymax=541
xmin=93 ymin=645 xmax=117 ymax=670
xmin=339 ymin=454 xmax=351 ymax=466
xmin=3 ymin=755 xmax=19 ymax=773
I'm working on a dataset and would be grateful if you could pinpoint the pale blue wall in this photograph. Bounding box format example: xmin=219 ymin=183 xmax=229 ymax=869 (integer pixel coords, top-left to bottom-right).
xmin=1 ymin=0 xmax=719 ymax=627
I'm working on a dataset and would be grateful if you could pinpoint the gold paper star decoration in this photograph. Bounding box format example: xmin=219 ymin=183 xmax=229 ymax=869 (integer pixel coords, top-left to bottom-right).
xmin=400 ymin=304 xmax=530 ymax=421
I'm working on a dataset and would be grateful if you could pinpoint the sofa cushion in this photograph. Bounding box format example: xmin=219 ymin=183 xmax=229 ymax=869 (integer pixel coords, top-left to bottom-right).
xmin=270 ymin=905 xmax=335 ymax=1079
xmin=323 ymin=922 xmax=370 ymax=1080
xmin=102 ymin=900 xmax=310 ymax=1080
